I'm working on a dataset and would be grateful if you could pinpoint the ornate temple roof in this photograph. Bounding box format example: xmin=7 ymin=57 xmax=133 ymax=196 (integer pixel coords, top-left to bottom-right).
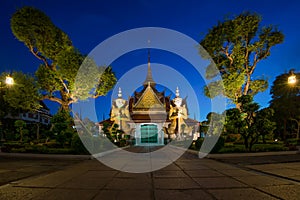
xmin=134 ymin=83 xmax=164 ymax=110
xmin=99 ymin=50 xmax=198 ymax=126
xmin=143 ymin=49 xmax=155 ymax=87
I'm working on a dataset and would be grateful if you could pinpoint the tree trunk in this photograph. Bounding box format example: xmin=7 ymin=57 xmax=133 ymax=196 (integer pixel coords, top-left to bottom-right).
xmin=60 ymin=103 xmax=70 ymax=112
xmin=36 ymin=123 xmax=40 ymax=140
xmin=236 ymin=102 xmax=242 ymax=110
xmin=243 ymin=74 xmax=251 ymax=95
xmin=20 ymin=129 xmax=23 ymax=142
xmin=290 ymin=119 xmax=300 ymax=140
xmin=297 ymin=121 xmax=300 ymax=140
xmin=283 ymin=119 xmax=287 ymax=142
xmin=243 ymin=136 xmax=249 ymax=151
xmin=60 ymin=90 xmax=71 ymax=112
xmin=249 ymin=137 xmax=257 ymax=152
xmin=249 ymin=143 xmax=253 ymax=152
xmin=262 ymin=135 xmax=266 ymax=144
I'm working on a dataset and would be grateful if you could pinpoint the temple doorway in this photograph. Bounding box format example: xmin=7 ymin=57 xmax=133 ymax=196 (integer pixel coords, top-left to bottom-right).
xmin=141 ymin=124 xmax=158 ymax=143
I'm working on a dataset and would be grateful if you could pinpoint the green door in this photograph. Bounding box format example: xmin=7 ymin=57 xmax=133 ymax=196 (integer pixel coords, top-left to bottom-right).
xmin=141 ymin=124 xmax=158 ymax=143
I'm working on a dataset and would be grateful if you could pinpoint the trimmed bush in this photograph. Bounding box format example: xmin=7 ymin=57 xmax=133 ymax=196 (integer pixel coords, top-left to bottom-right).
xmin=210 ymin=136 xmax=225 ymax=153
xmin=71 ymin=134 xmax=89 ymax=154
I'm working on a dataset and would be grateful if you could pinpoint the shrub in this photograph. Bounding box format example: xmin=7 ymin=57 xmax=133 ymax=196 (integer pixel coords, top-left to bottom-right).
xmin=225 ymin=134 xmax=241 ymax=142
xmin=195 ymin=138 xmax=204 ymax=150
xmin=44 ymin=141 xmax=61 ymax=148
xmin=1 ymin=142 xmax=25 ymax=152
xmin=46 ymin=148 xmax=75 ymax=154
xmin=189 ymin=136 xmax=225 ymax=153
xmin=71 ymin=134 xmax=89 ymax=154
xmin=252 ymin=144 xmax=289 ymax=152
xmin=10 ymin=148 xmax=26 ymax=153
xmin=210 ymin=136 xmax=225 ymax=153
xmin=218 ymin=145 xmax=246 ymax=153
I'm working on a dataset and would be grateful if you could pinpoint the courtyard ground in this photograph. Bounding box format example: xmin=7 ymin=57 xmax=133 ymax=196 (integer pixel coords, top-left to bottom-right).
xmin=0 ymin=148 xmax=299 ymax=200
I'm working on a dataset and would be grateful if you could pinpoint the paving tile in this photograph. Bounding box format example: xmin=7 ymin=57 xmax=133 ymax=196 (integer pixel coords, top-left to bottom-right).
xmin=235 ymin=175 xmax=292 ymax=187
xmin=154 ymin=178 xmax=200 ymax=189
xmin=218 ymin=169 xmax=260 ymax=177
xmin=105 ymin=177 xmax=152 ymax=189
xmin=289 ymin=175 xmax=300 ymax=181
xmin=90 ymin=189 xmax=119 ymax=200
xmin=193 ymin=177 xmax=247 ymax=189
xmin=247 ymin=163 xmax=289 ymax=170
xmin=175 ymin=163 xmax=210 ymax=170
xmin=0 ymin=185 xmax=48 ymax=200
xmin=258 ymin=184 xmax=300 ymax=200
xmin=81 ymin=159 xmax=116 ymax=170
xmin=115 ymin=171 xmax=151 ymax=178
xmin=153 ymin=170 xmax=188 ymax=178
xmin=94 ymin=189 xmax=153 ymax=200
xmin=155 ymin=189 xmax=214 ymax=200
xmin=57 ymin=177 xmax=111 ymax=189
xmin=15 ymin=167 xmax=86 ymax=188
xmin=203 ymin=162 xmax=237 ymax=170
xmin=159 ymin=164 xmax=182 ymax=171
xmin=0 ymin=171 xmax=35 ymax=185
xmin=82 ymin=170 xmax=118 ymax=178
xmin=209 ymin=188 xmax=278 ymax=200
xmin=262 ymin=168 xmax=300 ymax=177
xmin=184 ymin=170 xmax=225 ymax=178
xmin=284 ymin=162 xmax=300 ymax=169
xmin=118 ymin=189 xmax=153 ymax=200
xmin=32 ymin=188 xmax=98 ymax=200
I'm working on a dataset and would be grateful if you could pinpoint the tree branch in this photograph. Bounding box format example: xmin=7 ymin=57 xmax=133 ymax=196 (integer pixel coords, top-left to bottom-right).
xmin=42 ymin=95 xmax=63 ymax=105
xmin=60 ymin=79 xmax=70 ymax=94
xmin=29 ymin=45 xmax=50 ymax=68
xmin=221 ymin=46 xmax=233 ymax=66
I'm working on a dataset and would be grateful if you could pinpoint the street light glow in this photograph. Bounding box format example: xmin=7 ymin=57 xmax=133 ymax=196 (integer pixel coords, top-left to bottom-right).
xmin=5 ymin=76 xmax=14 ymax=85
xmin=288 ymin=74 xmax=296 ymax=84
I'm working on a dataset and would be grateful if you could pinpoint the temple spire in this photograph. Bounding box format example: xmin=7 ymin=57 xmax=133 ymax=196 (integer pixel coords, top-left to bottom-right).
xmin=143 ymin=48 xmax=155 ymax=86
xmin=118 ymin=87 xmax=122 ymax=98
xmin=176 ymin=87 xmax=180 ymax=97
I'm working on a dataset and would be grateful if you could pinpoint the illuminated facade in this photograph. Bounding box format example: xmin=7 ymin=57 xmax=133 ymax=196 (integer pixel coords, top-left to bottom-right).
xmin=99 ymin=52 xmax=199 ymax=145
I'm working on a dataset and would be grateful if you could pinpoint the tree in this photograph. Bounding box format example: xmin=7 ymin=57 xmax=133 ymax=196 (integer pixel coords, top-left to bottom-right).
xmin=200 ymin=12 xmax=284 ymax=108
xmin=225 ymin=95 xmax=275 ymax=151
xmin=50 ymin=110 xmax=75 ymax=146
xmin=199 ymin=120 xmax=209 ymax=137
xmin=254 ymin=108 xmax=276 ymax=144
xmin=270 ymin=71 xmax=300 ymax=141
xmin=205 ymin=112 xmax=225 ymax=136
xmin=1 ymin=71 xmax=41 ymax=113
xmin=0 ymin=71 xmax=40 ymax=140
xmin=14 ymin=120 xmax=27 ymax=142
xmin=11 ymin=7 xmax=116 ymax=111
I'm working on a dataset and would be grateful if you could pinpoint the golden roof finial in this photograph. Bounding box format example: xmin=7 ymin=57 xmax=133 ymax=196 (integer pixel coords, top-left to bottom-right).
xmin=143 ymin=41 xmax=155 ymax=87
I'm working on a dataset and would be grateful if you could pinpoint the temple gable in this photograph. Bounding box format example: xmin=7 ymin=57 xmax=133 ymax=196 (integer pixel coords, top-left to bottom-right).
xmin=133 ymin=84 xmax=164 ymax=110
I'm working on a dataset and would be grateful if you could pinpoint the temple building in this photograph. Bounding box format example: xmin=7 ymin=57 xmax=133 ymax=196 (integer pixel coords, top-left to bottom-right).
xmin=99 ymin=52 xmax=200 ymax=146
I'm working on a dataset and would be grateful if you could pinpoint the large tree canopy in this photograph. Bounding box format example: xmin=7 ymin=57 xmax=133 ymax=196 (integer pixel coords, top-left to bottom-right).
xmin=0 ymin=71 xmax=40 ymax=116
xmin=200 ymin=12 xmax=284 ymax=107
xmin=11 ymin=7 xmax=116 ymax=111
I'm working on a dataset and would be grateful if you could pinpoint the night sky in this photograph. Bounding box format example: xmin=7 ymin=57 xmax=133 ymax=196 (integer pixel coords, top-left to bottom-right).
xmin=1 ymin=0 xmax=300 ymax=122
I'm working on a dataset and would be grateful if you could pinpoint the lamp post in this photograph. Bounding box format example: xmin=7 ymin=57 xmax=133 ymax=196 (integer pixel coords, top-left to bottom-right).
xmin=0 ymin=75 xmax=14 ymax=148
xmin=288 ymin=72 xmax=297 ymax=85
xmin=0 ymin=75 xmax=14 ymax=87
xmin=287 ymin=71 xmax=300 ymax=146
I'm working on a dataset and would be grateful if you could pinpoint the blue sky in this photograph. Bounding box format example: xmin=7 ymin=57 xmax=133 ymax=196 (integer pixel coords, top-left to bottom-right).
xmin=1 ymin=0 xmax=300 ymax=121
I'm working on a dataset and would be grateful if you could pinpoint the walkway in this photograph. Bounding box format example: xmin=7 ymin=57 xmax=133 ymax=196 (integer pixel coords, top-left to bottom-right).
xmin=0 ymin=147 xmax=299 ymax=200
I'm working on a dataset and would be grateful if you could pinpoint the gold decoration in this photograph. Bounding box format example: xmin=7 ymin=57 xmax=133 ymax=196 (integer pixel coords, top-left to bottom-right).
xmin=134 ymin=86 xmax=164 ymax=109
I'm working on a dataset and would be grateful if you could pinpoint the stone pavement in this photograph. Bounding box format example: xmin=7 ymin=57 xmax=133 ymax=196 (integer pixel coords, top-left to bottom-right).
xmin=0 ymin=148 xmax=299 ymax=200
